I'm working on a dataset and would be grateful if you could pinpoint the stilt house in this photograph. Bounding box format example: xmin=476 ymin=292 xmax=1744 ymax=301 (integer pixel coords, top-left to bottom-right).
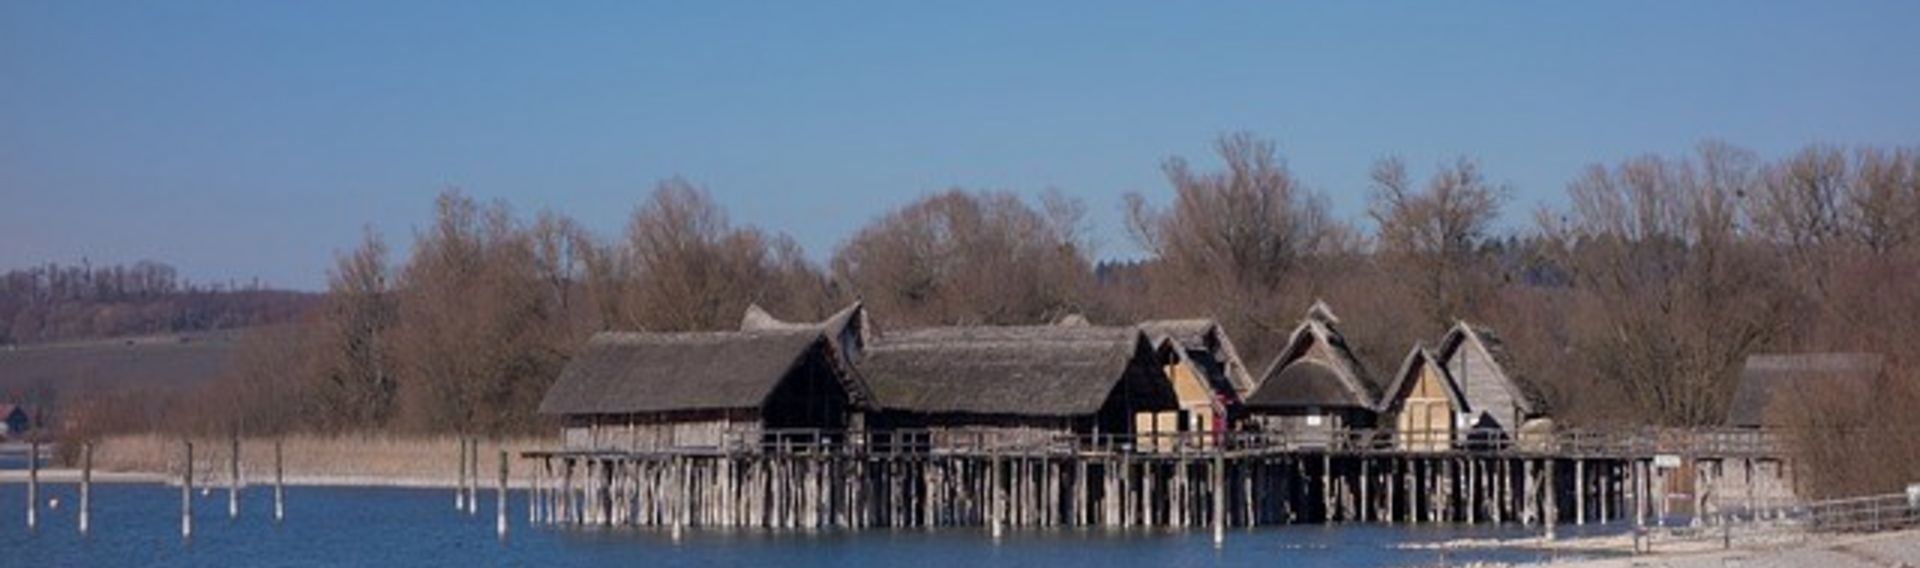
xmin=1433 ymin=322 xmax=1548 ymax=436
xmin=1135 ymin=319 xmax=1256 ymax=451
xmin=1378 ymin=346 xmax=1468 ymax=452
xmin=538 ymin=328 xmax=871 ymax=452
xmin=858 ymin=325 xmax=1178 ymax=451
xmin=1243 ymin=302 xmax=1380 ymax=444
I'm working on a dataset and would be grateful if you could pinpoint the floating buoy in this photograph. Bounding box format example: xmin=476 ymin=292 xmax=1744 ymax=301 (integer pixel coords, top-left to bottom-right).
xmin=49 ymin=497 xmax=61 ymax=510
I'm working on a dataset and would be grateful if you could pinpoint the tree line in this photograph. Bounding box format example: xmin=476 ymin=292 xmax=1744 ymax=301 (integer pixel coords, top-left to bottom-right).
xmin=84 ymin=134 xmax=1920 ymax=495
xmin=0 ymin=261 xmax=318 ymax=345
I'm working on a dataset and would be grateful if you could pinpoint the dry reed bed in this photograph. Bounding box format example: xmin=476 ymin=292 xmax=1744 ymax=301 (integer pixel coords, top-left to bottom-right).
xmin=90 ymin=433 xmax=557 ymax=486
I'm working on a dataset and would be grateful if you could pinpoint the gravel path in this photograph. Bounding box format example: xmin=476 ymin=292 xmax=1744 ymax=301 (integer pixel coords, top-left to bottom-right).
xmin=1533 ymin=528 xmax=1920 ymax=568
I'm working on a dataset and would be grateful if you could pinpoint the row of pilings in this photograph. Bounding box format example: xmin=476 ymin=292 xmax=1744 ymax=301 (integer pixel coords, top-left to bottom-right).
xmin=527 ymin=452 xmax=1639 ymax=531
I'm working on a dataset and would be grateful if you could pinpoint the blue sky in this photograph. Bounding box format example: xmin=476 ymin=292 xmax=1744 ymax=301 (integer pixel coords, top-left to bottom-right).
xmin=4 ymin=1 xmax=1917 ymax=290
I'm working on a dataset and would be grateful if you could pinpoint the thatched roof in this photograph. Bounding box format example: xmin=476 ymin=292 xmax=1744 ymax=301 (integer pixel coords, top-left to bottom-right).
xmin=1726 ymin=353 xmax=1884 ymax=428
xmin=1377 ymin=345 xmax=1467 ymax=412
xmin=738 ymin=302 xmax=875 ymax=403
xmin=537 ymin=329 xmax=832 ymax=416
xmin=1246 ymin=303 xmax=1378 ymax=410
xmin=1436 ymin=323 xmax=1547 ymax=414
xmin=860 ymin=325 xmax=1153 ymax=417
xmin=1139 ymin=318 xmax=1258 ymax=397
xmin=741 ymin=302 xmax=868 ymax=342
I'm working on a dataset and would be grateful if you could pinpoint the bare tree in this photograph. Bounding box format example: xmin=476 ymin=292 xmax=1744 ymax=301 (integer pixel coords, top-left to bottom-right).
xmin=620 ymin=178 xmax=834 ymax=331
xmin=1123 ymin=132 xmax=1342 ymax=361
xmin=1541 ymin=143 xmax=1790 ymax=426
xmin=308 ymin=230 xmax=398 ymax=432
xmin=1368 ymin=156 xmax=1507 ymax=328
xmin=834 ymin=188 xmax=1093 ymax=327
xmin=1841 ymin=147 xmax=1920 ymax=255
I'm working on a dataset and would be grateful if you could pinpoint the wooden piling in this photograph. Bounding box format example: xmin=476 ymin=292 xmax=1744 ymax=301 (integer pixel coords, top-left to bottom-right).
xmin=1574 ymin=459 xmax=1585 ymax=526
xmin=1211 ymin=452 xmax=1225 ymax=545
xmin=79 ymin=442 xmax=92 ymax=534
xmin=497 ymin=450 xmax=509 ymax=538
xmin=455 ymin=438 xmax=467 ymax=511
xmin=228 ymin=436 xmax=241 ymax=519
xmin=1358 ymin=458 xmax=1370 ymax=523
xmin=181 ymin=441 xmax=193 ymax=539
xmin=1545 ymin=459 xmax=1558 ymax=540
xmin=26 ymin=440 xmax=37 ymax=530
xmin=1465 ymin=458 xmax=1477 ymax=525
xmin=274 ymin=440 xmax=285 ymax=523
xmin=1320 ymin=453 xmax=1332 ymax=523
xmin=468 ymin=438 xmax=481 ymax=516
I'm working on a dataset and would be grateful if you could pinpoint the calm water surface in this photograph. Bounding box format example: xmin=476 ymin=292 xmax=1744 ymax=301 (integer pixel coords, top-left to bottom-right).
xmin=0 ymin=483 xmax=1624 ymax=566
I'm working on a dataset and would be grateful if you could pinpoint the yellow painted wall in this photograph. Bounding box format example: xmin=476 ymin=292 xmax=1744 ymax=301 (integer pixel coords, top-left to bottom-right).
xmin=1165 ymin=361 xmax=1216 ymax=410
xmin=1393 ymin=363 xmax=1456 ymax=452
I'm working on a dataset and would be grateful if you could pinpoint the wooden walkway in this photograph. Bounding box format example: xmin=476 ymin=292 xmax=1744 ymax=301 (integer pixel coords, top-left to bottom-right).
xmin=521 ymin=428 xmax=1797 ymax=535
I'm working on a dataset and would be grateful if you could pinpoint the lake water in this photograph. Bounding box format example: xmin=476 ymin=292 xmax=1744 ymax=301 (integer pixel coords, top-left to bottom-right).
xmin=0 ymin=482 xmax=1626 ymax=566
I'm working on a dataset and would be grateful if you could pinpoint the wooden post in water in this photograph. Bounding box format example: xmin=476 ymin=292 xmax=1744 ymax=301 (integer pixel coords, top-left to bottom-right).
xmin=527 ymin=457 xmax=538 ymax=525
xmin=1545 ymin=459 xmax=1558 ymax=540
xmin=1574 ymin=458 xmax=1585 ymax=526
xmin=469 ymin=438 xmax=481 ymax=516
xmin=1211 ymin=452 xmax=1225 ymax=546
xmin=1358 ymin=458 xmax=1370 ymax=523
xmin=228 ymin=436 xmax=241 ymax=519
xmin=26 ymin=440 xmax=38 ymax=530
xmin=274 ymin=440 xmax=285 ymax=523
xmin=989 ymin=453 xmax=1002 ymax=538
xmin=79 ymin=442 xmax=92 ymax=535
xmin=182 ymin=441 xmax=194 ymax=539
xmin=455 ymin=438 xmax=467 ymax=511
xmin=1320 ymin=453 xmax=1332 ymax=522
xmin=1465 ymin=458 xmax=1477 ymax=525
xmin=1600 ymin=462 xmax=1611 ymax=523
xmin=497 ymin=450 xmax=509 ymax=538
xmin=1632 ymin=459 xmax=1646 ymax=552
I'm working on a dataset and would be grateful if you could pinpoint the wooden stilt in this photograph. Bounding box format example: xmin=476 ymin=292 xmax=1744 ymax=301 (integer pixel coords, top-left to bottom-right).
xmin=274 ymin=440 xmax=285 ymax=523
xmin=228 ymin=436 xmax=241 ymax=519
xmin=469 ymin=438 xmax=481 ymax=516
xmin=1575 ymin=459 xmax=1585 ymax=526
xmin=26 ymin=440 xmax=38 ymax=530
xmin=455 ymin=439 xmax=467 ymax=511
xmin=1211 ymin=452 xmax=1225 ymax=545
xmin=181 ymin=441 xmax=194 ymax=540
xmin=1320 ymin=453 xmax=1332 ymax=523
xmin=1545 ymin=459 xmax=1558 ymax=540
xmin=80 ymin=442 xmax=92 ymax=534
xmin=1359 ymin=458 xmax=1370 ymax=523
xmin=497 ymin=450 xmax=509 ymax=538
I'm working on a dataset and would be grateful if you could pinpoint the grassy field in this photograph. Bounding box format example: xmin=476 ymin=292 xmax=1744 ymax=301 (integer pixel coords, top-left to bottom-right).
xmin=0 ymin=330 xmax=243 ymax=394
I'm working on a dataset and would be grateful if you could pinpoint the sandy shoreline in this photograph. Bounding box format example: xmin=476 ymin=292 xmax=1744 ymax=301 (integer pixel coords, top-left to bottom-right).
xmin=1400 ymin=526 xmax=1920 ymax=567
xmin=0 ymin=468 xmax=537 ymax=489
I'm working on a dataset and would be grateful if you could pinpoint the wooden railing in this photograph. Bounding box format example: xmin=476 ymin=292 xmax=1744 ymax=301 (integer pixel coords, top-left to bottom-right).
xmin=1643 ymin=485 xmax=1920 ymax=551
xmin=537 ymin=426 xmax=1800 ymax=459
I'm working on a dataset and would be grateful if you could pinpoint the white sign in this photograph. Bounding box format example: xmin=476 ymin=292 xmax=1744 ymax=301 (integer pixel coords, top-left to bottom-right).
xmin=1653 ymin=454 xmax=1683 ymax=469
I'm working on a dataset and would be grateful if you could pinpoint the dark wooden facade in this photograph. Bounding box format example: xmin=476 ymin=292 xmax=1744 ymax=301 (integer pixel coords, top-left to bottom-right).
xmin=539 ymin=329 xmax=864 ymax=452
xmin=859 ymin=325 xmax=1179 ymax=442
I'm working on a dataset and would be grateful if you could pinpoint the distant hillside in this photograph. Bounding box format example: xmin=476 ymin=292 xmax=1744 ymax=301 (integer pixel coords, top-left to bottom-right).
xmin=0 ymin=330 xmax=243 ymax=395
xmin=0 ymin=261 xmax=320 ymax=346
